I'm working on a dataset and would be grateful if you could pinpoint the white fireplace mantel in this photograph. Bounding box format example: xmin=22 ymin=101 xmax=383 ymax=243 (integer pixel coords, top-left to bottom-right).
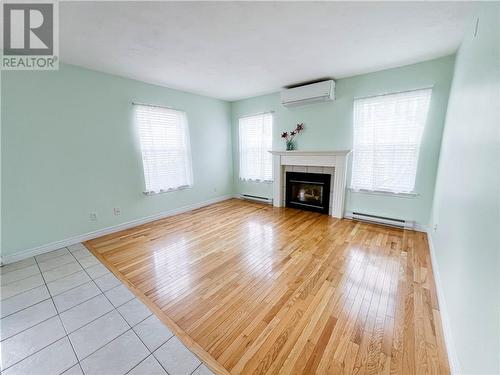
xmin=269 ymin=150 xmax=351 ymax=218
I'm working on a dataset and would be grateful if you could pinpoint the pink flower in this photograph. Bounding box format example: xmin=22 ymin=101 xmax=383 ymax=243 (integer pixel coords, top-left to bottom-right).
xmin=281 ymin=132 xmax=288 ymax=139
xmin=296 ymin=123 xmax=304 ymax=132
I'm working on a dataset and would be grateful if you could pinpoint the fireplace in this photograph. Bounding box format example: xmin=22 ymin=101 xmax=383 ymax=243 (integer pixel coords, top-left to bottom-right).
xmin=269 ymin=150 xmax=351 ymax=218
xmin=285 ymin=172 xmax=331 ymax=214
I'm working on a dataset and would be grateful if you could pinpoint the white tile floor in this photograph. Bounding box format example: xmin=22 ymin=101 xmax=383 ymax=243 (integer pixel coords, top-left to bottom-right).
xmin=0 ymin=244 xmax=214 ymax=375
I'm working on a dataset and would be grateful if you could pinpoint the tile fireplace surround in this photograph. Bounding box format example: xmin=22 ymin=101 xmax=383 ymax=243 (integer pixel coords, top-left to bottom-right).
xmin=269 ymin=150 xmax=351 ymax=218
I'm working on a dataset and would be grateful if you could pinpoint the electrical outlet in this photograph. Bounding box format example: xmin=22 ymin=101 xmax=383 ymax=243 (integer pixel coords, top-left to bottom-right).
xmin=433 ymin=224 xmax=438 ymax=232
xmin=213 ymin=187 xmax=217 ymax=193
xmin=113 ymin=207 xmax=121 ymax=216
xmin=89 ymin=212 xmax=97 ymax=221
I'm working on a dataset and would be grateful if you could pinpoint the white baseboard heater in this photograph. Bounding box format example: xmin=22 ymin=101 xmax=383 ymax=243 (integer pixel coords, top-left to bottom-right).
xmin=346 ymin=211 xmax=416 ymax=230
xmin=239 ymin=194 xmax=273 ymax=204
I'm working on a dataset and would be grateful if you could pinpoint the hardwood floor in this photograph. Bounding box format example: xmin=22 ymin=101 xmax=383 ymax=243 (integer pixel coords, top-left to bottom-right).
xmin=85 ymin=199 xmax=449 ymax=375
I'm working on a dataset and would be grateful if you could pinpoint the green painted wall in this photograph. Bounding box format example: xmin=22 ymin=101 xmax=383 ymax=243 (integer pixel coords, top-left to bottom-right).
xmin=429 ymin=4 xmax=500 ymax=374
xmin=231 ymin=56 xmax=455 ymax=226
xmin=0 ymin=56 xmax=456 ymax=259
xmin=1 ymin=64 xmax=233 ymax=258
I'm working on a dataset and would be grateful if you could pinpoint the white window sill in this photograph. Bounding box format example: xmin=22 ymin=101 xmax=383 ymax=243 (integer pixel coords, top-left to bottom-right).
xmin=239 ymin=178 xmax=274 ymax=184
xmin=348 ymin=188 xmax=418 ymax=198
xmin=143 ymin=185 xmax=192 ymax=196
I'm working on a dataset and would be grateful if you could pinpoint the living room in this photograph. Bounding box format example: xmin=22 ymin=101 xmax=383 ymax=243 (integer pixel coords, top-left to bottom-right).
xmin=1 ymin=2 xmax=499 ymax=375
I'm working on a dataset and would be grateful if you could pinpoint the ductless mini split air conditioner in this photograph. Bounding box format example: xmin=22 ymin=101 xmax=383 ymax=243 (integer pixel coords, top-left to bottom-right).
xmin=280 ymin=80 xmax=335 ymax=107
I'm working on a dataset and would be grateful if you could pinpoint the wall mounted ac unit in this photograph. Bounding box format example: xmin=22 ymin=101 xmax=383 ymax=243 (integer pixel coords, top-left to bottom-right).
xmin=281 ymin=80 xmax=335 ymax=107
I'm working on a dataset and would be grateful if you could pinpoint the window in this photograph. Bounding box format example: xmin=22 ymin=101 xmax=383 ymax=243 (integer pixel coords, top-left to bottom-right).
xmin=351 ymin=88 xmax=432 ymax=194
xmin=239 ymin=113 xmax=273 ymax=182
xmin=134 ymin=104 xmax=193 ymax=194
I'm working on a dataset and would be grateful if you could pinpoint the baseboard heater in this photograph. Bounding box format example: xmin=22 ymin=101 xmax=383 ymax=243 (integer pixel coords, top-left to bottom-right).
xmin=346 ymin=211 xmax=415 ymax=230
xmin=239 ymin=194 xmax=273 ymax=204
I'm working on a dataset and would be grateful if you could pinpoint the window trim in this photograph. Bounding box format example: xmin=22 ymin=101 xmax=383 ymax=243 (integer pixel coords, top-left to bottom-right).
xmin=142 ymin=184 xmax=192 ymax=196
xmin=352 ymin=86 xmax=434 ymax=102
xmin=348 ymin=187 xmax=418 ymax=199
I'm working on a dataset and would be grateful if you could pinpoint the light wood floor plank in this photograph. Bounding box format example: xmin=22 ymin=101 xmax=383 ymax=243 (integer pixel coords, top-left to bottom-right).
xmin=85 ymin=199 xmax=448 ymax=374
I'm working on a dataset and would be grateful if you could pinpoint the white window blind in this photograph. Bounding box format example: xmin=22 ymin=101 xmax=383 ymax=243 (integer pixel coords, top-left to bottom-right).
xmin=351 ymin=88 xmax=432 ymax=194
xmin=134 ymin=104 xmax=193 ymax=194
xmin=239 ymin=113 xmax=273 ymax=182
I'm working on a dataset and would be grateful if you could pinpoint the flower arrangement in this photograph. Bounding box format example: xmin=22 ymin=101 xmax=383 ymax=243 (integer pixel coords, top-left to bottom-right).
xmin=281 ymin=123 xmax=304 ymax=150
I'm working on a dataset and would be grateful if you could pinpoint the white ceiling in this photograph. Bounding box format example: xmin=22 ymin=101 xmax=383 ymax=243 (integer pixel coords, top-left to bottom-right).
xmin=60 ymin=1 xmax=473 ymax=101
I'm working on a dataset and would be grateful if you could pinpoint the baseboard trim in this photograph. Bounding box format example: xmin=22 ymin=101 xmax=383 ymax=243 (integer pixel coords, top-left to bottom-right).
xmin=413 ymin=223 xmax=428 ymax=233
xmin=0 ymin=195 xmax=234 ymax=265
xmin=426 ymin=230 xmax=461 ymax=374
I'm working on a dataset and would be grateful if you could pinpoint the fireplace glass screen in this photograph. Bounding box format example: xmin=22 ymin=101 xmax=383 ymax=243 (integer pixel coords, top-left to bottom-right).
xmin=285 ymin=172 xmax=331 ymax=214
xmin=290 ymin=182 xmax=324 ymax=206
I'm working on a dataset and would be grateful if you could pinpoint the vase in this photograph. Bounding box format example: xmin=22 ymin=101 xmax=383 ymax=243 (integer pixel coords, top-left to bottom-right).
xmin=286 ymin=140 xmax=296 ymax=150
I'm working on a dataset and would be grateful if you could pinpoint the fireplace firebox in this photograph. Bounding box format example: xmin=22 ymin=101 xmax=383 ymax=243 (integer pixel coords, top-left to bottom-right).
xmin=285 ymin=172 xmax=331 ymax=214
